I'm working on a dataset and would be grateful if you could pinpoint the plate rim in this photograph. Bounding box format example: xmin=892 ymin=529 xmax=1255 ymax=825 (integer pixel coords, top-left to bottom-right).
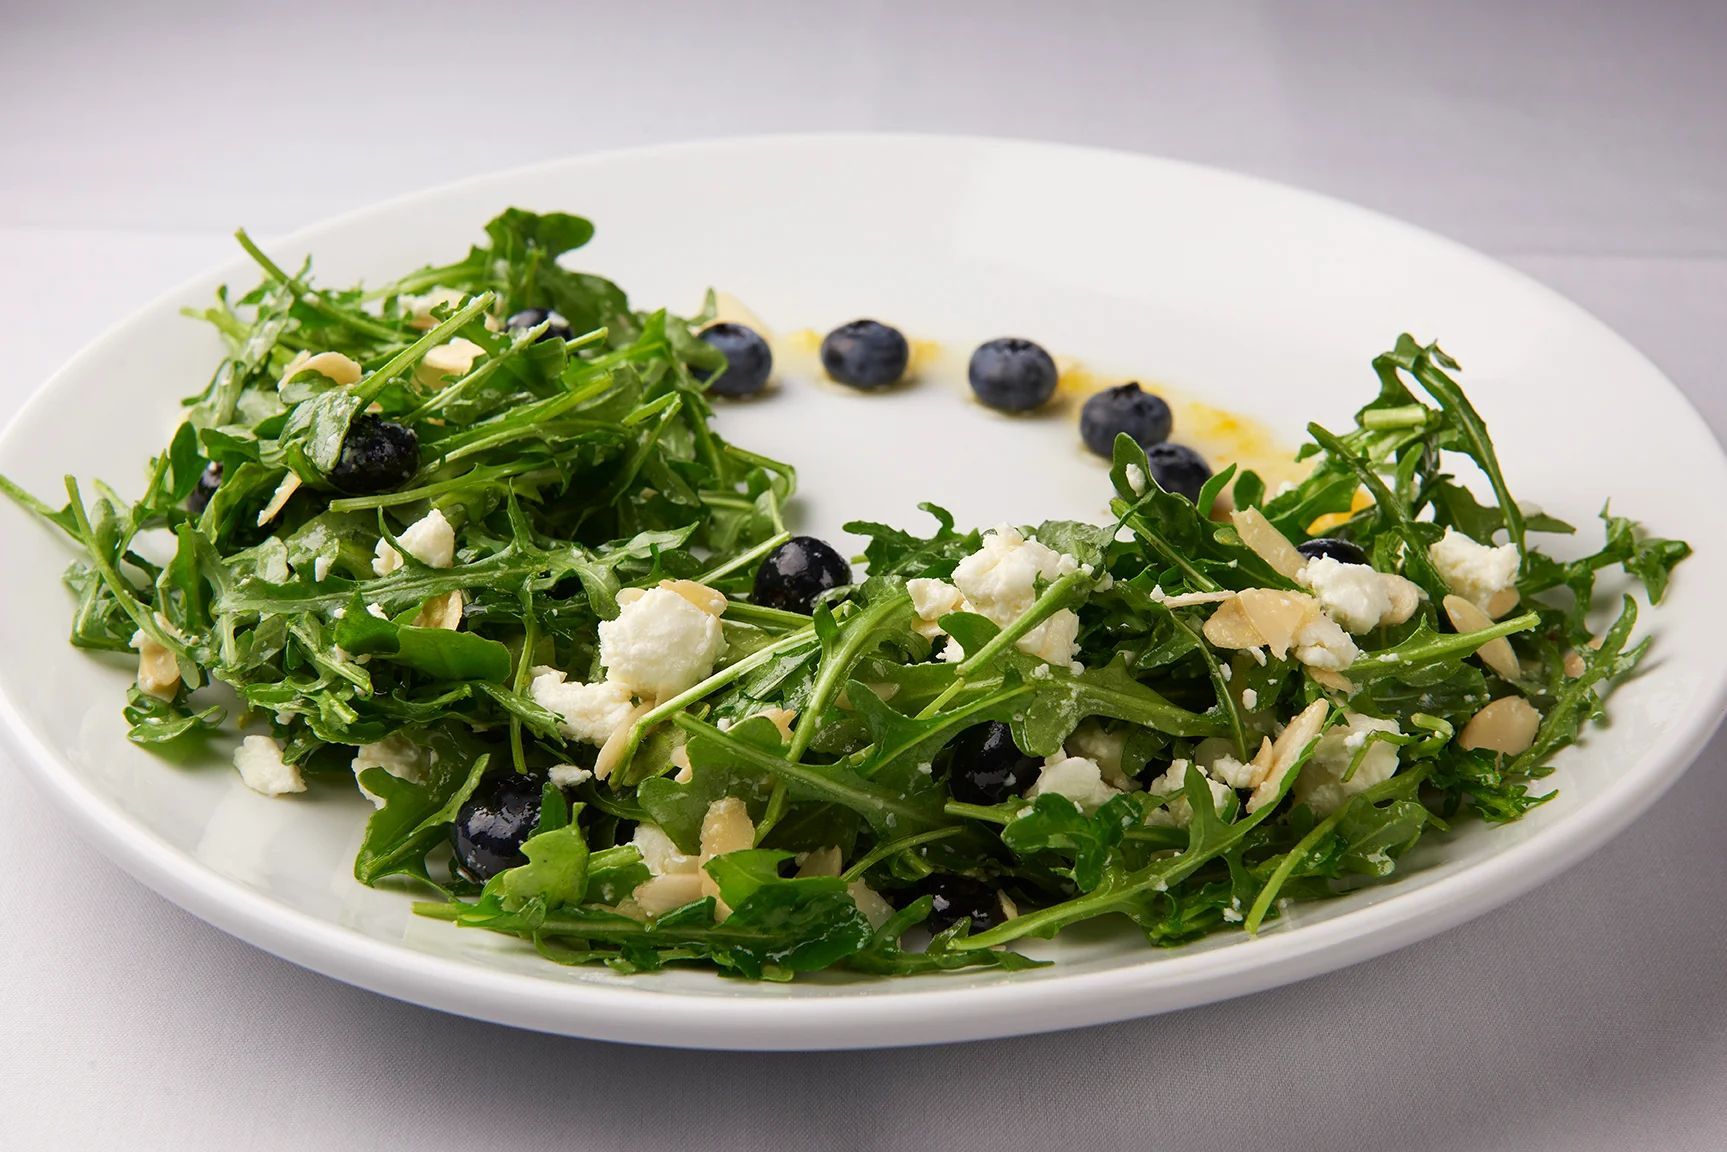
xmin=2 ymin=131 xmax=1724 ymax=1050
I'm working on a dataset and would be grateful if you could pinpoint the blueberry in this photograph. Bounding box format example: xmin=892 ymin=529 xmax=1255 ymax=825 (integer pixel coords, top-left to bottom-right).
xmin=1144 ymin=442 xmax=1211 ymax=502
xmin=968 ymin=338 xmax=1059 ymax=413
xmin=695 ymin=322 xmax=773 ymax=398
xmin=187 ymin=463 xmax=222 ymax=515
xmin=946 ymin=721 xmax=1040 ymax=805
xmin=1079 ymin=383 xmax=1172 ymax=458
xmin=924 ymin=874 xmax=1006 ymax=935
xmin=753 ymin=536 xmax=852 ymax=614
xmin=451 ymin=772 xmax=545 ymax=882
xmin=329 ymin=415 xmax=419 ymax=495
xmin=820 ymin=320 xmax=909 ymax=390
xmin=505 ymin=307 xmax=574 ymax=343
xmin=1297 ymin=537 xmax=1370 ymax=566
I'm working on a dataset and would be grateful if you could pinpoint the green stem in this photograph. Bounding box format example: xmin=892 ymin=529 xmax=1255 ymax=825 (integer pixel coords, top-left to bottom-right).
xmin=233 ymin=230 xmax=403 ymax=343
xmin=840 ymin=827 xmax=969 ymax=883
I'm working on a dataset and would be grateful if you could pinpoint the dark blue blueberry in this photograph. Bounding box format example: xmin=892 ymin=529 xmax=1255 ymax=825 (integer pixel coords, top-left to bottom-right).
xmin=505 ymin=307 xmax=574 ymax=343
xmin=451 ymin=772 xmax=545 ymax=882
xmin=695 ymin=322 xmax=773 ymax=398
xmin=924 ymin=874 xmax=1006 ymax=935
xmin=820 ymin=319 xmax=909 ymax=390
xmin=1144 ymin=442 xmax=1211 ymax=503
xmin=329 ymin=415 xmax=419 ymax=495
xmin=946 ymin=721 xmax=1040 ymax=805
xmin=1297 ymin=537 xmax=1370 ymax=566
xmin=968 ymin=337 xmax=1058 ymax=413
xmin=187 ymin=463 xmax=222 ymax=515
xmin=753 ymin=536 xmax=852 ymax=614
xmin=1079 ymin=382 xmax=1173 ymax=458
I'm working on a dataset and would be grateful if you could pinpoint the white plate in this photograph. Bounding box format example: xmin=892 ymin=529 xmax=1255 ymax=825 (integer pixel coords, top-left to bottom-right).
xmin=2 ymin=135 xmax=1723 ymax=1051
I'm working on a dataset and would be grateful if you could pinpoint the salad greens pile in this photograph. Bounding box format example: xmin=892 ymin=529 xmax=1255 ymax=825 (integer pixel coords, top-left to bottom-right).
xmin=1 ymin=209 xmax=1690 ymax=981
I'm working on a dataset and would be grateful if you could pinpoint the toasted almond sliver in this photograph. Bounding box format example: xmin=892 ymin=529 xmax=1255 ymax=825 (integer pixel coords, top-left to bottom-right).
xmin=1236 ymin=589 xmax=1323 ymax=661
xmin=1458 ymin=696 xmax=1541 ymax=755
xmin=134 ymin=626 xmax=180 ymax=701
xmin=282 ymin=350 xmax=363 ymax=389
xmin=615 ymin=587 xmax=647 ymax=608
xmin=1231 ymin=507 xmax=1308 ymax=580
xmin=1160 ymin=590 xmax=1239 ymax=608
xmin=659 ymin=579 xmax=728 ymax=617
xmin=1483 ymin=586 xmax=1521 ymax=620
xmin=593 ymin=701 xmax=653 ymax=780
xmin=848 ymin=880 xmax=895 ymax=930
xmin=754 ymin=707 xmax=797 ymax=742
xmin=795 ymin=846 xmax=843 ymax=878
xmin=255 ymin=472 xmax=303 ymax=528
xmin=1380 ymin=574 xmax=1424 ymax=627
xmin=1562 ymin=650 xmax=1587 ymax=678
xmin=1308 ymin=667 xmax=1355 ymax=694
xmin=1202 ymin=597 xmax=1265 ymax=650
xmin=632 ymin=873 xmax=705 ymax=917
xmin=1443 ymin=594 xmax=1521 ymax=681
xmin=698 ymin=797 xmax=757 ymax=919
xmin=413 ymin=589 xmax=464 ymax=631
xmin=1247 ymin=699 xmax=1329 ymax=812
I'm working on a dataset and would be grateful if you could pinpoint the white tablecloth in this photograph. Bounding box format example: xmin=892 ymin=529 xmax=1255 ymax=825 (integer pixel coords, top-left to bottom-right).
xmin=4 ymin=3 xmax=1725 ymax=1148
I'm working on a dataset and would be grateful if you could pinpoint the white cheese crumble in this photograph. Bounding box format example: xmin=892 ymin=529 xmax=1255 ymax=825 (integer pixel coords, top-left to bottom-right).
xmin=1125 ymin=464 xmax=1148 ymax=495
xmin=1427 ymin=527 xmax=1519 ymax=608
xmin=233 ymin=735 xmax=306 ymax=796
xmin=1293 ymin=712 xmax=1401 ymax=816
xmin=907 ymin=526 xmax=1086 ymax=666
xmin=1240 ymin=688 xmax=1258 ymax=710
xmin=598 ymin=586 xmax=724 ymax=699
xmin=1064 ymin=722 xmax=1133 ymax=789
xmin=529 ymin=668 xmax=638 ymax=744
xmin=350 ymin=734 xmax=426 ymax=807
xmin=1027 ymin=754 xmax=1122 ymax=812
xmin=1142 ymin=759 xmax=1233 ymax=827
xmin=373 ymin=508 xmax=457 ymax=576
xmin=1298 ymin=556 xmax=1392 ymax=633
xmin=312 ymin=553 xmax=334 ymax=582
xmin=549 ymin=763 xmax=594 ymax=788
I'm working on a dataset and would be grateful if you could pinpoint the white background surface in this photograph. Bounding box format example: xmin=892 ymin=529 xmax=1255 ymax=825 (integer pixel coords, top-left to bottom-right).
xmin=2 ymin=2 xmax=1724 ymax=1148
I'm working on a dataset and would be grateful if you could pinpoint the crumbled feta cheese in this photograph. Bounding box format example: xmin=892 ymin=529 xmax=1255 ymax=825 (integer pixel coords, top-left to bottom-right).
xmin=632 ymin=822 xmax=698 ymax=876
xmin=351 ymin=734 xmax=426 ymax=807
xmin=529 ymin=667 xmax=638 ymax=744
xmin=1142 ymin=759 xmax=1232 ymax=827
xmin=312 ymin=553 xmax=333 ymax=582
xmin=1240 ymin=688 xmax=1258 ymax=710
xmin=233 ymin=735 xmax=306 ymax=796
xmin=1125 ymin=464 xmax=1148 ymax=495
xmin=1205 ymin=754 xmax=1258 ymax=789
xmin=1064 ymin=722 xmax=1133 ymax=789
xmin=1027 ymin=754 xmax=1122 ymax=812
xmin=366 ymin=602 xmax=388 ymax=620
xmin=1291 ymin=610 xmax=1359 ymax=671
xmin=909 ymin=527 xmax=1085 ymax=665
xmin=1428 ymin=527 xmax=1519 ymax=608
xmin=1219 ymin=663 xmax=1232 ymax=682
xmin=549 ymin=763 xmax=594 ymax=788
xmin=1298 ymin=556 xmax=1392 ymax=633
xmin=1293 ymin=712 xmax=1400 ymax=816
xmin=1222 ymin=901 xmax=1244 ymax=923
xmin=373 ymin=508 xmax=457 ymax=576
xmin=598 ymin=586 xmax=725 ymax=699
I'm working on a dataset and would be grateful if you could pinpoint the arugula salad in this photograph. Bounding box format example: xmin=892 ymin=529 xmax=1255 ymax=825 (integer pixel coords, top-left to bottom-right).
xmin=1 ymin=209 xmax=1691 ymax=981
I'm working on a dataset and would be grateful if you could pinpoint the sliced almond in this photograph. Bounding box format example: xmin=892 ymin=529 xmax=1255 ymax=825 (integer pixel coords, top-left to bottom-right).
xmin=1483 ymin=586 xmax=1521 ymax=620
xmin=660 ymin=579 xmax=728 ymax=617
xmin=1236 ymin=589 xmax=1323 ymax=661
xmin=132 ymin=623 xmax=180 ymax=701
xmin=632 ymin=873 xmax=705 ymax=917
xmin=1246 ymin=699 xmax=1329 ymax=813
xmin=1249 ymin=735 xmax=1275 ymax=778
xmin=1443 ymin=594 xmax=1521 ymax=681
xmin=1380 ymin=574 xmax=1424 ymax=627
xmin=848 ymin=881 xmax=895 ymax=930
xmin=412 ymin=589 xmax=464 ymax=631
xmin=1458 ymin=696 xmax=1541 ymax=755
xmin=415 ymin=337 xmax=485 ymax=386
xmin=1203 ymin=597 xmax=1266 ymax=650
xmin=1562 ymin=650 xmax=1587 ymax=678
xmin=795 ymin=846 xmax=843 ymax=878
xmin=1308 ymin=667 xmax=1355 ymax=694
xmin=668 ymin=743 xmax=694 ymax=782
xmin=1160 ymin=590 xmax=1239 ymax=608
xmin=753 ymin=707 xmax=797 ymax=742
xmin=592 ymin=701 xmax=653 ymax=780
xmin=255 ymin=472 xmax=303 ymax=528
xmin=698 ymin=797 xmax=757 ymax=919
xmin=1231 ymin=507 xmax=1307 ymax=580
xmin=281 ymin=350 xmax=362 ymax=389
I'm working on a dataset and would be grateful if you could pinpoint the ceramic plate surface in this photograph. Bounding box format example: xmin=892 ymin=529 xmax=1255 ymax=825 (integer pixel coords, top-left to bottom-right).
xmin=2 ymin=134 xmax=1723 ymax=1050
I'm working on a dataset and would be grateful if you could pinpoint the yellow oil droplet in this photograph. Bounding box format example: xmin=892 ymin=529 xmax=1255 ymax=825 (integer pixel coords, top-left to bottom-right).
xmin=781 ymin=327 xmax=822 ymax=355
xmin=906 ymin=338 xmax=943 ymax=377
xmin=1307 ymin=489 xmax=1373 ymax=535
xmin=708 ymin=290 xmax=773 ymax=339
xmin=1061 ymin=360 xmax=1308 ymax=490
